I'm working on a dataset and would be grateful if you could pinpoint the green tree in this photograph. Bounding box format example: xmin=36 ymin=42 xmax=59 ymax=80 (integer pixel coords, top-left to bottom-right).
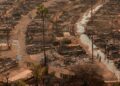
xmin=113 ymin=83 xmax=120 ymax=86
xmin=62 ymin=64 xmax=105 ymax=86
xmin=62 ymin=38 xmax=71 ymax=45
xmin=28 ymin=63 xmax=47 ymax=86
xmin=13 ymin=80 xmax=26 ymax=86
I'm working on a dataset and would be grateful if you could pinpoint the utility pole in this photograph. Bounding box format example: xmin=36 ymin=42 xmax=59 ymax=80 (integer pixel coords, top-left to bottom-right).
xmin=90 ymin=0 xmax=94 ymax=63
xmin=91 ymin=0 xmax=93 ymax=22
xmin=109 ymin=13 xmax=115 ymax=45
xmin=105 ymin=39 xmax=108 ymax=60
xmin=42 ymin=8 xmax=47 ymax=67
xmin=37 ymin=5 xmax=49 ymax=86
xmin=91 ymin=35 xmax=94 ymax=62
xmin=37 ymin=4 xmax=48 ymax=67
xmin=6 ymin=27 xmax=10 ymax=50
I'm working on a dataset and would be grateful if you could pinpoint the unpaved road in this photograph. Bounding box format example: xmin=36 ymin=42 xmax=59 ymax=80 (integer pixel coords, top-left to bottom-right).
xmin=76 ymin=0 xmax=119 ymax=81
